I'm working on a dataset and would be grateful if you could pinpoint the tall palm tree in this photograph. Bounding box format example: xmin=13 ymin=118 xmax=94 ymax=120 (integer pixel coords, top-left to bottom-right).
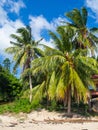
xmin=3 ymin=58 xmax=11 ymax=71
xmin=31 ymin=46 xmax=98 ymax=114
xmin=5 ymin=26 xmax=43 ymax=102
xmin=65 ymin=7 xmax=98 ymax=53
xmin=49 ymin=26 xmax=76 ymax=53
xmin=31 ymin=27 xmax=98 ymax=114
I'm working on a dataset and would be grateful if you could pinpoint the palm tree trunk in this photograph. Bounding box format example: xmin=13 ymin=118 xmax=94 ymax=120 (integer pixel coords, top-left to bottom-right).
xmin=29 ymin=73 xmax=32 ymax=103
xmin=67 ymin=86 xmax=71 ymax=114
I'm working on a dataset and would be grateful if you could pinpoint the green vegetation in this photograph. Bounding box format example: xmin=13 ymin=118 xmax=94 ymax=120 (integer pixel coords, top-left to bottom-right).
xmin=3 ymin=58 xmax=11 ymax=71
xmin=0 ymin=7 xmax=98 ymax=115
xmin=0 ymin=65 xmax=22 ymax=102
xmin=5 ymin=26 xmax=44 ymax=102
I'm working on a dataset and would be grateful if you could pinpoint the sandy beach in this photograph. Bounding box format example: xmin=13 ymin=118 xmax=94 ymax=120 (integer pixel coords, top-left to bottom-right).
xmin=0 ymin=109 xmax=98 ymax=130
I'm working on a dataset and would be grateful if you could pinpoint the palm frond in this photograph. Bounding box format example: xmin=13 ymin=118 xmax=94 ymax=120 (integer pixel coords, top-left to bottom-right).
xmin=5 ymin=47 xmax=20 ymax=54
xmin=13 ymin=50 xmax=25 ymax=71
xmin=89 ymin=33 xmax=98 ymax=43
xmin=32 ymin=81 xmax=45 ymax=103
xmin=10 ymin=41 xmax=23 ymax=47
xmin=49 ymin=31 xmax=63 ymax=51
xmin=72 ymin=69 xmax=88 ymax=103
xmin=33 ymin=47 xmax=45 ymax=57
xmin=66 ymin=8 xmax=84 ymax=28
xmin=56 ymin=77 xmax=66 ymax=100
xmin=90 ymin=27 xmax=98 ymax=33
xmin=32 ymin=55 xmax=65 ymax=75
xmin=48 ymin=71 xmax=57 ymax=100
xmin=10 ymin=34 xmax=23 ymax=43
xmin=81 ymin=7 xmax=88 ymax=25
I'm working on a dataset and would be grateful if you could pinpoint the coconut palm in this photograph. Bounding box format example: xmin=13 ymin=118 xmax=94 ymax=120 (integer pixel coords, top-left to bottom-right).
xmin=31 ymin=46 xmax=98 ymax=114
xmin=65 ymin=7 xmax=98 ymax=53
xmin=31 ymin=26 xmax=98 ymax=114
xmin=49 ymin=26 xmax=76 ymax=52
xmin=5 ymin=26 xmax=43 ymax=102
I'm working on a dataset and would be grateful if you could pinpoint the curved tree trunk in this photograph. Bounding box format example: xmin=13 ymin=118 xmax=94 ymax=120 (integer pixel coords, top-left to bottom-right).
xmin=29 ymin=73 xmax=32 ymax=103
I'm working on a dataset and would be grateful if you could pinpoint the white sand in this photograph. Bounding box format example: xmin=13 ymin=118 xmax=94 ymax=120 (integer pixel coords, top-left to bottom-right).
xmin=0 ymin=109 xmax=98 ymax=130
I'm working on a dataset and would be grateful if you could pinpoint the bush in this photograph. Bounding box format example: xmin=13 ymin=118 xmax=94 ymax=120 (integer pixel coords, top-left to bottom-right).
xmin=0 ymin=98 xmax=32 ymax=114
xmin=0 ymin=65 xmax=22 ymax=101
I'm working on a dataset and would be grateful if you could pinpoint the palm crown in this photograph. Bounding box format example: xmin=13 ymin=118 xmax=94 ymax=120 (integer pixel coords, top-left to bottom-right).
xmin=66 ymin=7 xmax=98 ymax=51
xmin=6 ymin=26 xmax=43 ymax=102
xmin=31 ymin=25 xmax=98 ymax=114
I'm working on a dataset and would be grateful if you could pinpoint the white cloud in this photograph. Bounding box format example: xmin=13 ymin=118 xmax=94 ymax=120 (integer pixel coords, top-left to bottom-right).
xmin=29 ymin=15 xmax=53 ymax=40
xmin=29 ymin=15 xmax=67 ymax=40
xmin=0 ymin=0 xmax=25 ymax=14
xmin=29 ymin=15 xmax=67 ymax=48
xmin=9 ymin=0 xmax=25 ymax=14
xmin=0 ymin=6 xmax=8 ymax=26
xmin=0 ymin=0 xmax=25 ymax=52
xmin=0 ymin=19 xmax=24 ymax=50
xmin=0 ymin=1 xmax=68 ymax=53
xmin=86 ymin=0 xmax=98 ymax=22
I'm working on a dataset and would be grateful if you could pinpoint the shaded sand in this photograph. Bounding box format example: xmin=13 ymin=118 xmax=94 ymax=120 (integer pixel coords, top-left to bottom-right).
xmin=0 ymin=109 xmax=98 ymax=130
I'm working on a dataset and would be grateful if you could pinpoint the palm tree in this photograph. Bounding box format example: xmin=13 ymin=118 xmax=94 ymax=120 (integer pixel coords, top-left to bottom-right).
xmin=3 ymin=58 xmax=11 ymax=71
xmin=31 ymin=27 xmax=98 ymax=114
xmin=65 ymin=7 xmax=98 ymax=53
xmin=31 ymin=47 xmax=98 ymax=114
xmin=5 ymin=26 xmax=43 ymax=102
xmin=49 ymin=26 xmax=76 ymax=52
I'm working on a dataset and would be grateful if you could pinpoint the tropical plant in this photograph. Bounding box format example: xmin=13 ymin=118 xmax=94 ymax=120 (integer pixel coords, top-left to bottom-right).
xmin=5 ymin=26 xmax=43 ymax=102
xmin=49 ymin=26 xmax=77 ymax=52
xmin=30 ymin=25 xmax=98 ymax=114
xmin=31 ymin=47 xmax=98 ymax=114
xmin=3 ymin=58 xmax=11 ymax=71
xmin=65 ymin=7 xmax=98 ymax=54
xmin=0 ymin=64 xmax=22 ymax=101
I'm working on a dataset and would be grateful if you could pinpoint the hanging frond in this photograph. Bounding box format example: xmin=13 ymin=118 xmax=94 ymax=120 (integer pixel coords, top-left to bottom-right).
xmin=10 ymin=34 xmax=24 ymax=43
xmin=5 ymin=47 xmax=19 ymax=54
xmin=48 ymin=71 xmax=57 ymax=100
xmin=56 ymin=77 xmax=66 ymax=100
xmin=32 ymin=55 xmax=66 ymax=74
xmin=10 ymin=41 xmax=23 ymax=47
xmin=49 ymin=31 xmax=63 ymax=51
xmin=72 ymin=69 xmax=88 ymax=103
xmin=32 ymin=81 xmax=46 ymax=103
xmin=33 ymin=47 xmax=45 ymax=57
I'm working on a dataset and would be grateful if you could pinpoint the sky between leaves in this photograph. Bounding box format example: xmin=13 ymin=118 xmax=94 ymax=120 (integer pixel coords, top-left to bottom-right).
xmin=0 ymin=0 xmax=98 ymax=54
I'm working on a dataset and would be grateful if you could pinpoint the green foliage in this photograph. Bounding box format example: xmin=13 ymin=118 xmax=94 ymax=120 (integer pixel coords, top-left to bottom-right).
xmin=49 ymin=26 xmax=75 ymax=52
xmin=65 ymin=7 xmax=98 ymax=54
xmin=30 ymin=19 xmax=98 ymax=114
xmin=3 ymin=58 xmax=11 ymax=71
xmin=2 ymin=7 xmax=98 ymax=115
xmin=5 ymin=26 xmax=44 ymax=72
xmin=12 ymin=98 xmax=32 ymax=113
xmin=0 ymin=65 xmax=22 ymax=101
xmin=0 ymin=99 xmax=31 ymax=114
xmin=72 ymin=101 xmax=90 ymax=116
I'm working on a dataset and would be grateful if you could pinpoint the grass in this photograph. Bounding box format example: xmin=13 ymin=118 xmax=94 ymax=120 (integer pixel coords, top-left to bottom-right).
xmin=0 ymin=98 xmax=98 ymax=118
xmin=0 ymin=98 xmax=32 ymax=114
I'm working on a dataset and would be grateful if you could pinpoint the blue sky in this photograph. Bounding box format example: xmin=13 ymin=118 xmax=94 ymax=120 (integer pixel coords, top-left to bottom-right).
xmin=0 ymin=0 xmax=98 ymax=61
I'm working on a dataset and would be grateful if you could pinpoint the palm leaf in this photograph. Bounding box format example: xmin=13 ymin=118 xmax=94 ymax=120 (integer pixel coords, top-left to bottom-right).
xmin=32 ymin=81 xmax=45 ymax=103
xmin=81 ymin=7 xmax=88 ymax=25
xmin=90 ymin=27 xmax=98 ymax=33
xmin=10 ymin=34 xmax=23 ymax=43
xmin=48 ymin=71 xmax=57 ymax=99
xmin=49 ymin=31 xmax=63 ymax=51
